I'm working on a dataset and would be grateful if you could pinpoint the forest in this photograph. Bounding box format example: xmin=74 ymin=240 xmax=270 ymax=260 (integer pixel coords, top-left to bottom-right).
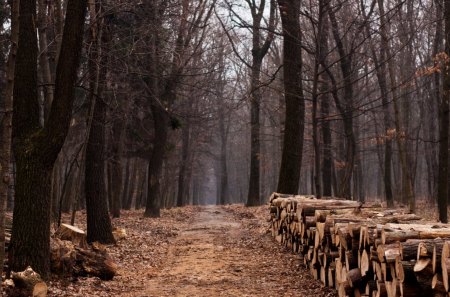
xmin=0 ymin=0 xmax=450 ymax=296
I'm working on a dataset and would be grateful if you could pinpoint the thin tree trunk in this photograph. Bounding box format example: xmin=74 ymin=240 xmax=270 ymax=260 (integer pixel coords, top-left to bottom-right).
xmin=144 ymin=104 xmax=168 ymax=217
xmin=0 ymin=0 xmax=18 ymax=290
xmin=176 ymin=124 xmax=190 ymax=207
xmin=246 ymin=0 xmax=275 ymax=206
xmin=110 ymin=113 xmax=126 ymax=217
xmin=328 ymin=7 xmax=355 ymax=199
xmin=438 ymin=0 xmax=450 ymax=222
xmin=361 ymin=0 xmax=394 ymax=207
xmin=122 ymin=158 xmax=133 ymax=210
xmin=377 ymin=0 xmax=415 ymax=212
xmin=219 ymin=99 xmax=228 ymax=205
xmin=247 ymin=58 xmax=262 ymax=205
xmin=37 ymin=0 xmax=54 ymax=124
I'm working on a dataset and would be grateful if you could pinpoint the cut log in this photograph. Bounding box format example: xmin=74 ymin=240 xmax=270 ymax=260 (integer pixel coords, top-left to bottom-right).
xmin=55 ymin=223 xmax=88 ymax=249
xmin=112 ymin=227 xmax=127 ymax=242
xmin=11 ymin=266 xmax=47 ymax=297
xmin=32 ymin=282 xmax=48 ymax=297
xmin=268 ymin=193 xmax=450 ymax=297
xmin=50 ymin=238 xmax=117 ymax=280
xmin=441 ymin=241 xmax=450 ymax=291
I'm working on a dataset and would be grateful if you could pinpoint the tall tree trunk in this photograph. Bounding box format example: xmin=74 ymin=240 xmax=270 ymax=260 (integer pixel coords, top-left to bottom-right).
xmin=37 ymin=0 xmax=54 ymax=124
xmin=276 ymin=0 xmax=304 ymax=195
xmin=328 ymin=7 xmax=355 ymax=199
xmin=361 ymin=0 xmax=394 ymax=207
xmin=109 ymin=105 xmax=127 ymax=217
xmin=144 ymin=103 xmax=169 ymax=217
xmin=218 ymin=97 xmax=228 ymax=205
xmin=311 ymin=0 xmax=330 ymax=198
xmin=246 ymin=0 xmax=275 ymax=206
xmin=319 ymin=6 xmax=332 ymax=196
xmin=121 ymin=158 xmax=132 ymax=210
xmin=9 ymin=0 xmax=87 ymax=277
xmin=377 ymin=0 xmax=415 ymax=212
xmin=438 ymin=0 xmax=450 ymax=222
xmin=84 ymin=3 xmax=115 ymax=244
xmin=0 ymin=0 xmax=18 ymax=290
xmin=247 ymin=58 xmax=262 ymax=206
xmin=176 ymin=123 xmax=190 ymax=207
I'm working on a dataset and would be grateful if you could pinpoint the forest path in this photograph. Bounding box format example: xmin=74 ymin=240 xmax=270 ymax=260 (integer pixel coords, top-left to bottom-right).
xmin=139 ymin=205 xmax=335 ymax=297
xmin=141 ymin=205 xmax=255 ymax=296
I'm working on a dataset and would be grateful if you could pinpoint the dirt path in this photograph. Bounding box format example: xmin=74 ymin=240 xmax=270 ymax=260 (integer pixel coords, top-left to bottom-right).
xmin=48 ymin=205 xmax=336 ymax=297
xmin=139 ymin=205 xmax=336 ymax=297
xmin=142 ymin=206 xmax=245 ymax=296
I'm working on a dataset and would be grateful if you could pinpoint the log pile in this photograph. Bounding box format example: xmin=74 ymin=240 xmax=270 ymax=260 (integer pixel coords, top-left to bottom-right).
xmin=51 ymin=224 xmax=117 ymax=280
xmin=4 ymin=221 xmax=117 ymax=280
xmin=269 ymin=192 xmax=450 ymax=297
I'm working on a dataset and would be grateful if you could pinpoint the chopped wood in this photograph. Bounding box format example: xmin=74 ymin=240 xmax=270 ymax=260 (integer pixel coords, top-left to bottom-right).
xmin=55 ymin=223 xmax=88 ymax=249
xmin=11 ymin=266 xmax=47 ymax=296
xmin=50 ymin=238 xmax=117 ymax=280
xmin=268 ymin=192 xmax=450 ymax=297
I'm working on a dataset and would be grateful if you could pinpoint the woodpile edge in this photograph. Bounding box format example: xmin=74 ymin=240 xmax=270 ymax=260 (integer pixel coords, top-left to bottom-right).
xmin=269 ymin=192 xmax=450 ymax=297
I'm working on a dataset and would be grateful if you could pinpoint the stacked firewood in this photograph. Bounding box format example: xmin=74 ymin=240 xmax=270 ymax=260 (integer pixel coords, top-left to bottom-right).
xmin=269 ymin=193 xmax=450 ymax=297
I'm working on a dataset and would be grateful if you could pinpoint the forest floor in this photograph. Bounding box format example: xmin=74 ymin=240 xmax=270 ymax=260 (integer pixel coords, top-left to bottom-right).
xmin=47 ymin=205 xmax=337 ymax=297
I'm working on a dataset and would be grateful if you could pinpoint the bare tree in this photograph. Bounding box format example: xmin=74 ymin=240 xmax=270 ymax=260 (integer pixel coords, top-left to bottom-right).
xmin=9 ymin=0 xmax=87 ymax=276
xmin=438 ymin=0 xmax=450 ymax=222
xmin=276 ymin=0 xmax=304 ymax=195
xmin=0 ymin=0 xmax=18 ymax=290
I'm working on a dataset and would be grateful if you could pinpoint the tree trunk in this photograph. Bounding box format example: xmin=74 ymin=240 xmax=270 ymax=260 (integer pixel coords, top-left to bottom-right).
xmin=37 ymin=0 xmax=54 ymax=124
xmin=84 ymin=4 xmax=115 ymax=244
xmin=276 ymin=0 xmax=304 ymax=195
xmin=247 ymin=58 xmax=262 ymax=206
xmin=328 ymin=7 xmax=355 ymax=199
xmin=361 ymin=0 xmax=394 ymax=207
xmin=176 ymin=124 xmax=190 ymax=207
xmin=312 ymin=0 xmax=330 ymax=198
xmin=438 ymin=0 xmax=450 ymax=222
xmin=218 ymin=98 xmax=228 ymax=205
xmin=9 ymin=0 xmax=87 ymax=277
xmin=246 ymin=0 xmax=275 ymax=206
xmin=377 ymin=0 xmax=415 ymax=212
xmin=109 ymin=107 xmax=127 ymax=218
xmin=0 ymin=0 xmax=18 ymax=290
xmin=144 ymin=103 xmax=168 ymax=217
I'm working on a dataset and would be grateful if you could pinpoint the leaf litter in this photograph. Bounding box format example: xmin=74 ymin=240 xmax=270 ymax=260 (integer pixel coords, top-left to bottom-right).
xmin=46 ymin=205 xmax=336 ymax=297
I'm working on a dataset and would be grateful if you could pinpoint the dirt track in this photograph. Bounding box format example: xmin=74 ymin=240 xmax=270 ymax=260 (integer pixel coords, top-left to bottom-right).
xmin=139 ymin=205 xmax=336 ymax=297
xmin=48 ymin=205 xmax=336 ymax=297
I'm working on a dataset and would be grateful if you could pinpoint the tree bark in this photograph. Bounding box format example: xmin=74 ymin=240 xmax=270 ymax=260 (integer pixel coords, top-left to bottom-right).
xmin=361 ymin=0 xmax=394 ymax=207
xmin=0 ymin=0 xmax=19 ymax=291
xmin=276 ymin=0 xmax=305 ymax=195
xmin=144 ymin=103 xmax=168 ymax=217
xmin=84 ymin=3 xmax=115 ymax=244
xmin=37 ymin=0 xmax=54 ymax=124
xmin=218 ymin=93 xmax=229 ymax=205
xmin=377 ymin=0 xmax=415 ymax=212
xmin=327 ymin=7 xmax=356 ymax=199
xmin=438 ymin=0 xmax=450 ymax=222
xmin=246 ymin=0 xmax=275 ymax=206
xmin=9 ymin=0 xmax=87 ymax=277
xmin=176 ymin=123 xmax=190 ymax=207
